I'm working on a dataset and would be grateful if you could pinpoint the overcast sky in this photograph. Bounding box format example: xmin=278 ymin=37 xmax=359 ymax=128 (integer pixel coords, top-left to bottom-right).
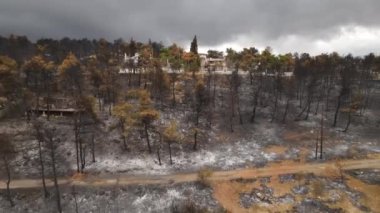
xmin=1 ymin=0 xmax=379 ymax=55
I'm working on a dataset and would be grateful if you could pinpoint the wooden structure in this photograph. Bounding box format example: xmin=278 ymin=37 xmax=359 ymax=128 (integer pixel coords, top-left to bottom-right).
xmin=28 ymin=108 xmax=83 ymax=117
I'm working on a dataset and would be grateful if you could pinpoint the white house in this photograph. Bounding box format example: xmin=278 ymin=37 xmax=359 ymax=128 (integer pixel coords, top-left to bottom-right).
xmin=119 ymin=53 xmax=139 ymax=74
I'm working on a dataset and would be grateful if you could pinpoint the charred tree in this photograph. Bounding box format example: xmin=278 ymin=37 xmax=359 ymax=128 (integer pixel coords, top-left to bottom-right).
xmin=0 ymin=134 xmax=15 ymax=207
xmin=33 ymin=120 xmax=49 ymax=198
xmin=46 ymin=130 xmax=62 ymax=213
xmin=2 ymin=156 xmax=14 ymax=207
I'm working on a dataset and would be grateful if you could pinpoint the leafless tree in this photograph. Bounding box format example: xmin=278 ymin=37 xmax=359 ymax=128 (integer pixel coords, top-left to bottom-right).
xmin=44 ymin=127 xmax=62 ymax=213
xmin=0 ymin=134 xmax=15 ymax=207
xmin=32 ymin=119 xmax=49 ymax=198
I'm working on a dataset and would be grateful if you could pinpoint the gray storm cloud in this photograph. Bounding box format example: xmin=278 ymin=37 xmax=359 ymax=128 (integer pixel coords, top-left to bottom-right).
xmin=0 ymin=0 xmax=380 ymax=54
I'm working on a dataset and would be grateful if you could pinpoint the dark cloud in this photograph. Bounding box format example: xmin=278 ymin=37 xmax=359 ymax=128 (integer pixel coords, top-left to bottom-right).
xmin=1 ymin=0 xmax=380 ymax=54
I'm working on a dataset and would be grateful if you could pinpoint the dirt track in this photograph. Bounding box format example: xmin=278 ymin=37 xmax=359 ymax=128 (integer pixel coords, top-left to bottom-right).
xmin=1 ymin=157 xmax=379 ymax=190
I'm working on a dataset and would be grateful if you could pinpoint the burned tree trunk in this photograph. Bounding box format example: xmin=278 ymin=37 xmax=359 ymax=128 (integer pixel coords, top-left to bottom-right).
xmin=46 ymin=88 xmax=51 ymax=121
xmin=3 ymin=156 xmax=14 ymax=207
xmin=320 ymin=107 xmax=324 ymax=159
xmin=236 ymin=96 xmax=243 ymax=125
xmin=108 ymin=103 xmax=112 ymax=116
xmin=229 ymin=90 xmax=235 ymax=132
xmin=295 ymin=98 xmax=310 ymax=120
xmin=213 ymin=72 xmax=217 ymax=107
xmin=91 ymin=134 xmax=96 ymax=163
xmin=79 ymin=138 xmax=84 ymax=172
xmin=229 ymin=107 xmax=234 ymax=132
xmin=195 ymin=110 xmax=200 ymax=127
xmin=156 ymin=131 xmax=162 ymax=165
xmin=37 ymin=138 xmax=48 ymax=198
xmin=168 ymin=142 xmax=173 ymax=165
xmin=72 ymin=185 xmax=79 ymax=213
xmin=120 ymin=121 xmax=127 ymax=150
xmin=138 ymin=70 xmax=142 ymax=87
xmin=333 ymin=94 xmax=342 ymax=127
xmin=193 ymin=130 xmax=198 ymax=151
xmin=33 ymin=121 xmax=49 ymax=197
xmin=249 ymin=71 xmax=254 ymax=85
xmin=250 ymin=85 xmax=261 ymax=123
xmin=229 ymin=70 xmax=240 ymax=131
xmin=157 ymin=146 xmax=162 ymax=166
xmin=271 ymin=90 xmax=279 ymax=122
xmin=343 ymin=109 xmax=352 ymax=133
xmin=74 ymin=116 xmax=80 ymax=173
xmin=144 ymin=123 xmax=152 ymax=153
xmin=48 ymin=135 xmax=62 ymax=213
xmin=282 ymin=98 xmax=290 ymax=123
xmin=97 ymin=89 xmax=102 ymax=112
xmin=298 ymin=82 xmax=305 ymax=108
xmin=304 ymin=98 xmax=312 ymax=120
xmin=80 ymin=143 xmax=86 ymax=172
xmin=315 ymin=135 xmax=319 ymax=160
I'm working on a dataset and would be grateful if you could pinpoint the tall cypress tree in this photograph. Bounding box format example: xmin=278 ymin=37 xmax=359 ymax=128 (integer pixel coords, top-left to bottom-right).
xmin=190 ymin=35 xmax=198 ymax=54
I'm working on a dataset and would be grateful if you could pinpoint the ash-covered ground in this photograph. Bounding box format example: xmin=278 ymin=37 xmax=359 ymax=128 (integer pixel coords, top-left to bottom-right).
xmin=0 ymin=182 xmax=221 ymax=213
xmin=1 ymin=93 xmax=379 ymax=179
xmin=1 ymin=76 xmax=380 ymax=212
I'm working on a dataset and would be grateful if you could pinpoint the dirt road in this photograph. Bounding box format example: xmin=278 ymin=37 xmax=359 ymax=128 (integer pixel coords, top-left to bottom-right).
xmin=1 ymin=158 xmax=379 ymax=190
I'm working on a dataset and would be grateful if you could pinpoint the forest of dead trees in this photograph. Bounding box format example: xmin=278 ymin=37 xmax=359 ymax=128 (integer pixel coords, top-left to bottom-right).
xmin=1 ymin=35 xmax=380 ymax=212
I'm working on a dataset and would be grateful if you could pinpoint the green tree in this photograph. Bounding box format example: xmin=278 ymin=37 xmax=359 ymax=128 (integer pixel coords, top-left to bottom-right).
xmin=190 ymin=35 xmax=198 ymax=54
xmin=226 ymin=48 xmax=242 ymax=71
xmin=207 ymin=50 xmax=223 ymax=59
